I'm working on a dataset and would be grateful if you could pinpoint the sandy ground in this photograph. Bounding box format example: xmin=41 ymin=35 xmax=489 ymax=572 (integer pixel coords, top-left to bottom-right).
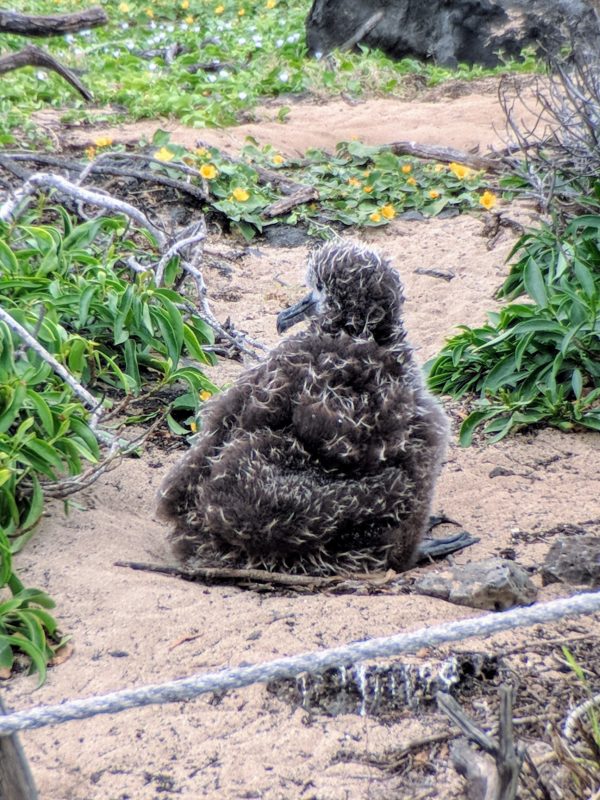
xmin=6 ymin=83 xmax=600 ymax=799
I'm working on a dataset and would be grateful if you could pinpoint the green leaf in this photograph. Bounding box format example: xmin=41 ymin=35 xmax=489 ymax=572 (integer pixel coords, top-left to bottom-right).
xmin=574 ymin=259 xmax=596 ymax=297
xmin=124 ymin=339 xmax=141 ymax=392
xmin=483 ymin=356 xmax=518 ymax=392
xmin=458 ymin=408 xmax=498 ymax=446
xmin=0 ymin=239 xmax=18 ymax=272
xmin=523 ymin=259 xmax=548 ymax=308
xmin=25 ymin=389 xmax=55 ymax=436
xmin=571 ymin=368 xmax=583 ymax=399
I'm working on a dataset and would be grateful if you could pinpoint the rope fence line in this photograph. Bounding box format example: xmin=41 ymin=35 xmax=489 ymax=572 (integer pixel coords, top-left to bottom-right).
xmin=2 ymin=591 xmax=599 ymax=737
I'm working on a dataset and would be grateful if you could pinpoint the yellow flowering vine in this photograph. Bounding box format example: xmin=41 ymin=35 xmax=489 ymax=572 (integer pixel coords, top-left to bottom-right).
xmin=154 ymin=147 xmax=175 ymax=163
xmin=449 ymin=162 xmax=473 ymax=180
xmin=479 ymin=190 xmax=497 ymax=210
xmin=232 ymin=187 xmax=250 ymax=202
xmin=200 ymin=163 xmax=218 ymax=179
xmin=381 ymin=204 xmax=396 ymax=220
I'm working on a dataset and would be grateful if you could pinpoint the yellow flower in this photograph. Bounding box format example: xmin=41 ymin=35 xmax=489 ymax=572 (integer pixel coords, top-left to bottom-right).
xmin=347 ymin=177 xmax=361 ymax=187
xmin=266 ymin=0 xmax=276 ymax=7
xmin=232 ymin=187 xmax=250 ymax=202
xmin=200 ymin=163 xmax=218 ymax=179
xmin=85 ymin=146 xmax=96 ymax=160
xmin=238 ymin=7 xmax=245 ymax=14
xmin=449 ymin=162 xmax=472 ymax=180
xmin=184 ymin=14 xmax=194 ymax=23
xmin=369 ymin=212 xmax=382 ymax=223
xmin=145 ymin=7 xmax=154 ymax=16
xmin=363 ymin=185 xmax=373 ymax=193
xmin=479 ymin=190 xmax=497 ymax=210
xmin=272 ymin=154 xmax=285 ymax=165
xmin=429 ymin=190 xmax=440 ymax=199
xmin=190 ymin=421 xmax=198 ymax=433
xmin=381 ymin=204 xmax=396 ymax=220
xmin=195 ymin=146 xmax=208 ymax=157
xmin=362 ymin=170 xmax=371 ymax=178
xmin=94 ymin=135 xmax=113 ymax=148
xmin=154 ymin=146 xmax=175 ymax=162
xmin=118 ymin=2 xmax=130 ymax=11
xmin=215 ymin=4 xmax=224 ymax=12
xmin=181 ymin=0 xmax=190 ymax=7
xmin=199 ymin=390 xmax=212 ymax=401
xmin=407 ymin=176 xmax=417 ymax=186
xmin=401 ymin=164 xmax=412 ymax=174
xmin=434 ymin=163 xmax=445 ymax=173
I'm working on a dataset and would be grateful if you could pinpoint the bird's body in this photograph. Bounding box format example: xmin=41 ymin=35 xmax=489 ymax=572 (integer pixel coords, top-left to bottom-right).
xmin=158 ymin=241 xmax=449 ymax=574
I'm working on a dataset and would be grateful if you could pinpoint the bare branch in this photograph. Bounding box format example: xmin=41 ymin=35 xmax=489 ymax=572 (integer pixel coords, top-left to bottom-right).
xmin=0 ymin=7 xmax=107 ymax=36
xmin=0 ymin=172 xmax=167 ymax=246
xmin=0 ymin=44 xmax=93 ymax=101
xmin=0 ymin=305 xmax=104 ymax=431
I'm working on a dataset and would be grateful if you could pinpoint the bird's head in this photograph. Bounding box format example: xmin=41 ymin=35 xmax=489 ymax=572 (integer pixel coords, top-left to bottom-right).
xmin=277 ymin=240 xmax=405 ymax=343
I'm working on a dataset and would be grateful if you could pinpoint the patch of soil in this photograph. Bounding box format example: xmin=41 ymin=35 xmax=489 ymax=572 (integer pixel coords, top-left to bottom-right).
xmin=6 ymin=84 xmax=599 ymax=800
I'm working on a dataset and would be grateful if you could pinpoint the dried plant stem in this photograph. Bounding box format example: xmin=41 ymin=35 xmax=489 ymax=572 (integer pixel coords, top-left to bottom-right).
xmin=0 ymin=172 xmax=166 ymax=246
xmin=0 ymin=305 xmax=104 ymax=430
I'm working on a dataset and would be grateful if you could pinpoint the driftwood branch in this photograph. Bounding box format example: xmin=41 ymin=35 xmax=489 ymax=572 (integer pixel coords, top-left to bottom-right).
xmin=0 ymin=44 xmax=93 ymax=101
xmin=115 ymin=560 xmax=401 ymax=591
xmin=0 ymin=306 xmax=103 ymax=428
xmin=387 ymin=141 xmax=500 ymax=172
xmin=438 ymin=686 xmax=525 ymax=800
xmin=114 ymin=560 xmax=345 ymax=589
xmin=0 ymin=152 xmax=208 ymax=203
xmin=0 ymin=172 xmax=167 ymax=245
xmin=0 ymin=8 xmax=108 ymax=36
xmin=263 ymin=186 xmax=319 ymax=218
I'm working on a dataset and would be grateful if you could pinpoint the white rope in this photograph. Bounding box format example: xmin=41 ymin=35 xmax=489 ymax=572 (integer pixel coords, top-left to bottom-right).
xmin=2 ymin=591 xmax=599 ymax=737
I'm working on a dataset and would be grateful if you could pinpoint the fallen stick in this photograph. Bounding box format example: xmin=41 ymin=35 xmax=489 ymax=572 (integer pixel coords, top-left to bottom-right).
xmin=0 ymin=7 xmax=107 ymax=36
xmin=387 ymin=141 xmax=500 ymax=172
xmin=115 ymin=560 xmax=400 ymax=590
xmin=0 ymin=152 xmax=208 ymax=202
xmin=439 ymin=686 xmax=525 ymax=800
xmin=0 ymin=44 xmax=93 ymax=101
xmin=263 ymin=186 xmax=319 ymax=218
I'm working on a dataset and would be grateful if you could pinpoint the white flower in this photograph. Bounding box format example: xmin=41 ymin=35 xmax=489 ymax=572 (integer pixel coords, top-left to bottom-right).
xmin=278 ymin=71 xmax=289 ymax=82
xmin=208 ymin=74 xmax=217 ymax=83
xmin=148 ymin=62 xmax=158 ymax=71
xmin=238 ymin=37 xmax=246 ymax=44
xmin=36 ymin=70 xmax=48 ymax=81
xmin=167 ymin=24 xmax=175 ymax=32
xmin=314 ymin=50 xmax=323 ymax=60
xmin=149 ymin=20 xmax=156 ymax=29
xmin=238 ymin=91 xmax=247 ymax=99
xmin=120 ymin=22 xmax=129 ymax=30
xmin=219 ymin=69 xmax=230 ymax=78
xmin=64 ymin=34 xmax=74 ymax=43
xmin=276 ymin=38 xmax=284 ymax=47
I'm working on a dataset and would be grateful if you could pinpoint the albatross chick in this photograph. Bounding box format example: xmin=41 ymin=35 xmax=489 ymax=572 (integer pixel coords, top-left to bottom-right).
xmin=158 ymin=240 xmax=451 ymax=575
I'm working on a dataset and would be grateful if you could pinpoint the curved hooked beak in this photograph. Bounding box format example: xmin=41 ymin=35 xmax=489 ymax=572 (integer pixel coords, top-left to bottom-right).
xmin=276 ymin=292 xmax=318 ymax=334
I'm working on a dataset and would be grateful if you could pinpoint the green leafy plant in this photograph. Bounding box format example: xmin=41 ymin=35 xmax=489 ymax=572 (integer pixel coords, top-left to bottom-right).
xmin=1 ymin=0 xmax=539 ymax=144
xmin=427 ymin=216 xmax=600 ymax=443
xmin=142 ymin=131 xmax=495 ymax=239
xmin=0 ymin=526 xmax=64 ymax=685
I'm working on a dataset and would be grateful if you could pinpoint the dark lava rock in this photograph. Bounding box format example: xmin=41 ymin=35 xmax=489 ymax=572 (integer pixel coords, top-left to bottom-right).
xmin=541 ymin=536 xmax=600 ymax=587
xmin=306 ymin=0 xmax=598 ymax=67
xmin=414 ymin=557 xmax=538 ymax=610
